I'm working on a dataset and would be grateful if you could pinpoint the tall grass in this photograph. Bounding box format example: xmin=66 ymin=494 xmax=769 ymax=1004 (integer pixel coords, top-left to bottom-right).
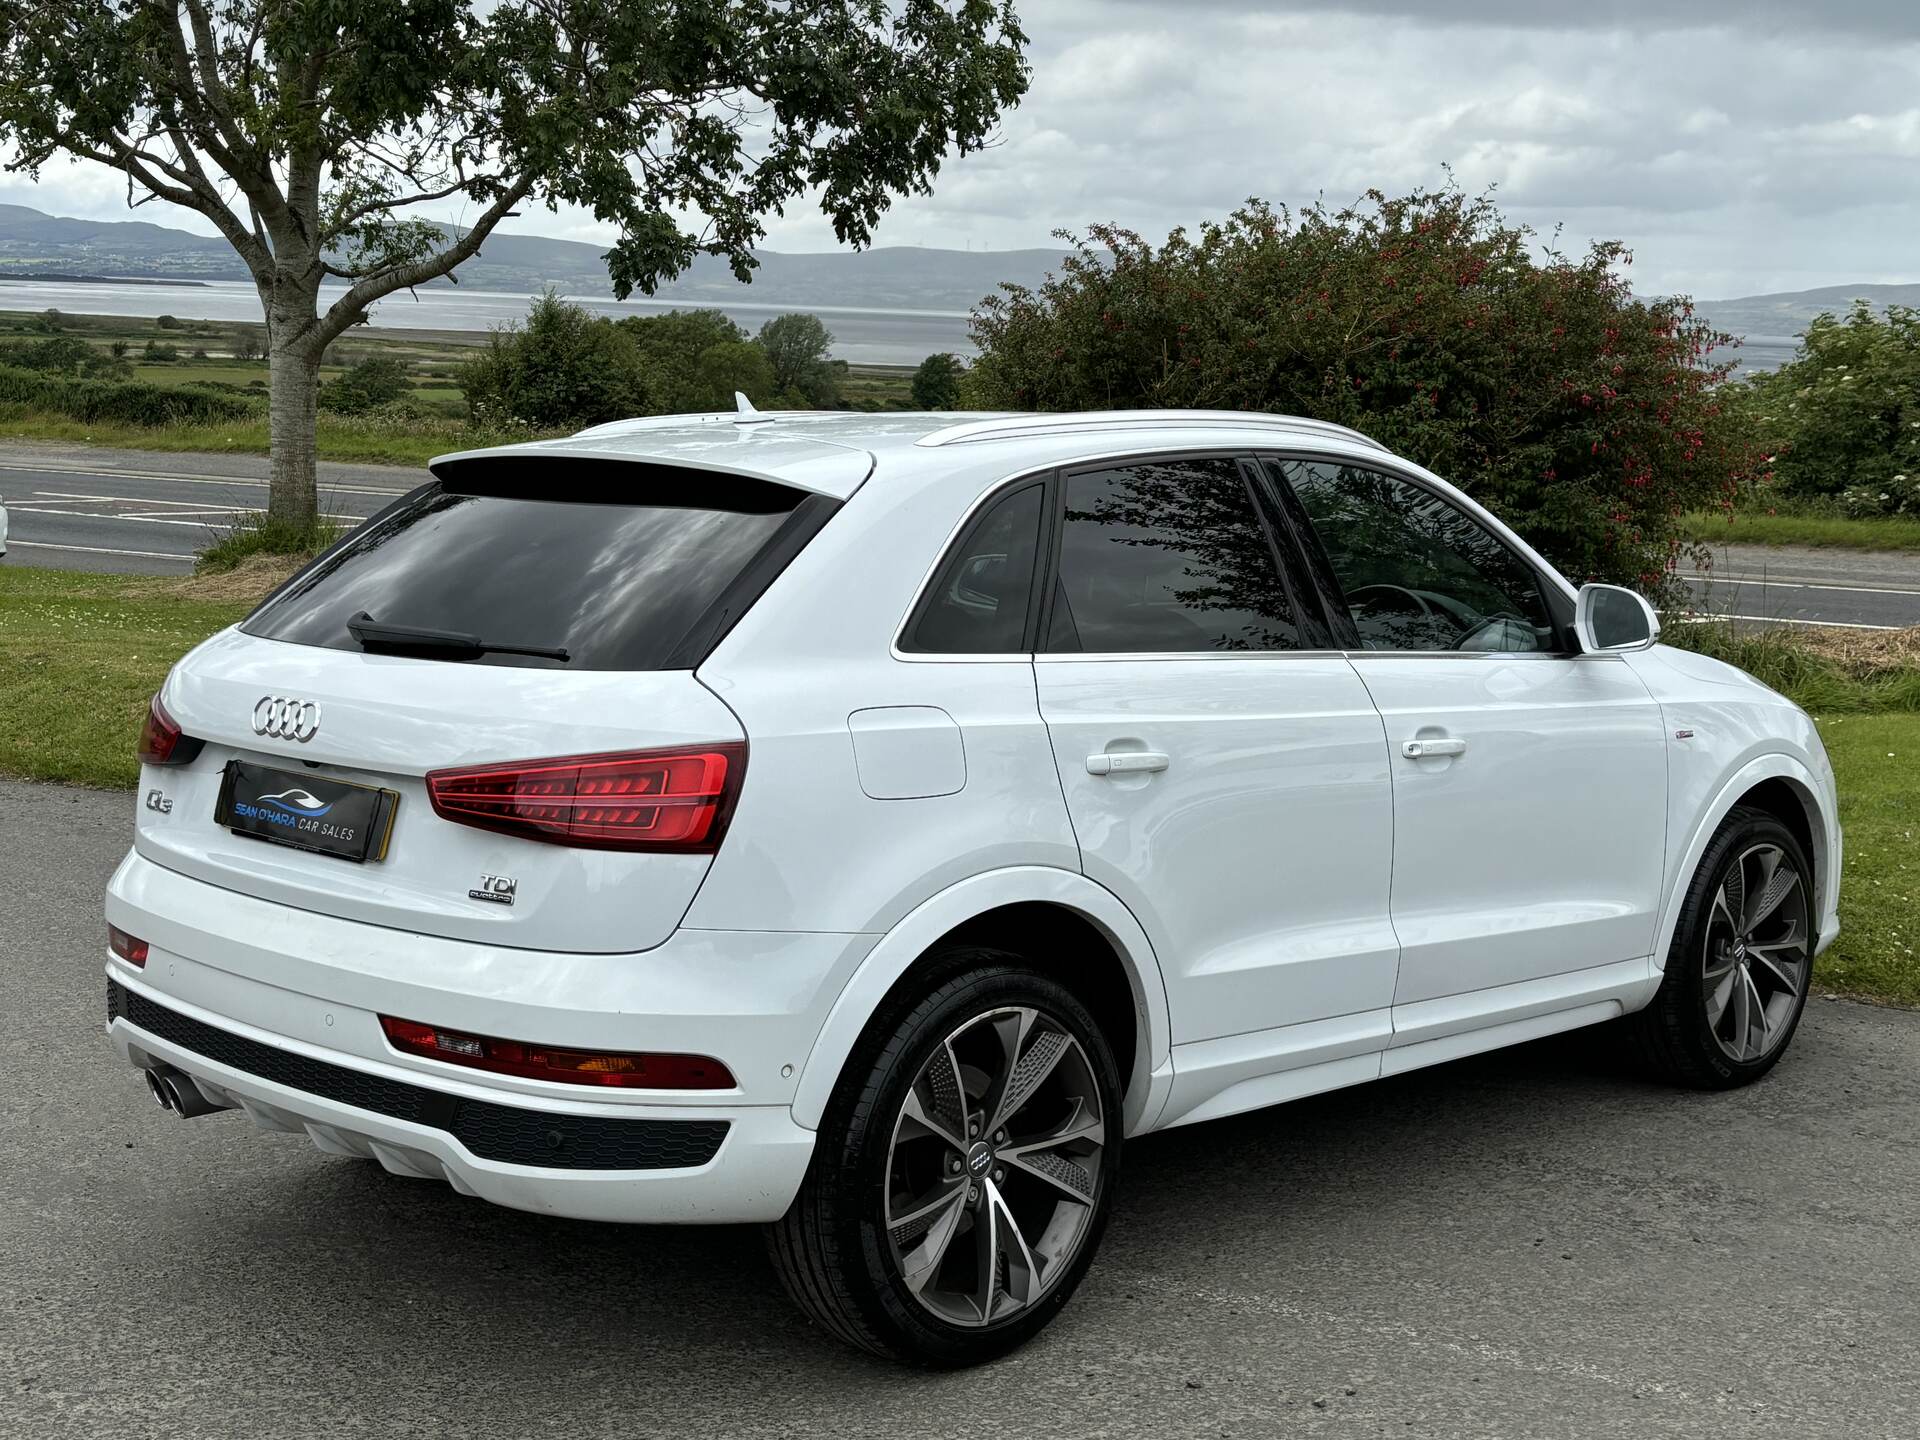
xmin=1663 ymin=619 xmax=1920 ymax=713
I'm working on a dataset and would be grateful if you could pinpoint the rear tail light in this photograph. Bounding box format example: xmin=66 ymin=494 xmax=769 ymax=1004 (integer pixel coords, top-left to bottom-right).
xmin=136 ymin=694 xmax=203 ymax=767
xmin=425 ymin=743 xmax=746 ymax=852
xmin=379 ymin=1016 xmax=736 ymax=1090
xmin=108 ymin=924 xmax=149 ymax=968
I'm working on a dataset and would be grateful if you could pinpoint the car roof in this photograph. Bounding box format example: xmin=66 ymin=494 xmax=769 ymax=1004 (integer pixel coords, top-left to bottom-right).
xmin=428 ymin=409 xmax=1388 ymax=502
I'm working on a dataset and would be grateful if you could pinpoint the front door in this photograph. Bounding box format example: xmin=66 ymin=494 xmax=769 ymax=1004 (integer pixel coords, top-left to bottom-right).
xmin=1032 ymin=455 xmax=1399 ymax=1061
xmin=1274 ymin=458 xmax=1668 ymax=1019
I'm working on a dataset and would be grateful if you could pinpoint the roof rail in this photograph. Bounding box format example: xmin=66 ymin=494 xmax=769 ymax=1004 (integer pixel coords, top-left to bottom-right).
xmin=916 ymin=410 xmax=1387 ymax=452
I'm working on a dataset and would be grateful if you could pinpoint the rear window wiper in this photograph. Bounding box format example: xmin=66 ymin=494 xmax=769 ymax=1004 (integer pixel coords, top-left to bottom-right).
xmin=346 ymin=610 xmax=570 ymax=662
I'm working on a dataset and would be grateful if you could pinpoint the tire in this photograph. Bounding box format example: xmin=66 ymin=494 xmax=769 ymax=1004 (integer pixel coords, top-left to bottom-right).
xmin=766 ymin=947 xmax=1123 ymax=1366
xmin=1622 ymin=806 xmax=1816 ymax=1088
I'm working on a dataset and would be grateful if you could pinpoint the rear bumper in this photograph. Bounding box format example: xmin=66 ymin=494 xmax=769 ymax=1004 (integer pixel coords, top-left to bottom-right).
xmin=110 ymin=977 xmax=813 ymax=1222
xmin=104 ymin=847 xmax=878 ymax=1223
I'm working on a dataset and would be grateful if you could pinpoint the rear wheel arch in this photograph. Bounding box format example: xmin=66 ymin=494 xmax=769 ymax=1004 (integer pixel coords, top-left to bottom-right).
xmin=790 ymin=870 xmax=1171 ymax=1136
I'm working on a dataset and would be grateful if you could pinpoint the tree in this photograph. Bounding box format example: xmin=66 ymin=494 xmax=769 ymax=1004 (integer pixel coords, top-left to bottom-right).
xmin=0 ymin=2 xmax=1030 ymax=530
xmin=758 ymin=312 xmax=839 ymax=406
xmin=459 ymin=291 xmax=648 ymax=428
xmin=1740 ymin=301 xmax=1920 ymax=517
xmin=912 ymin=352 xmax=965 ymax=409
xmin=231 ymin=328 xmax=260 ymax=361
xmin=966 ymin=186 xmax=1765 ymax=600
xmin=621 ymin=309 xmax=773 ymax=413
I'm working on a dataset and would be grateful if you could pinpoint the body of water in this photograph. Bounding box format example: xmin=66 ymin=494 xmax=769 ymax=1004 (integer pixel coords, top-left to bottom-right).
xmin=0 ymin=276 xmax=1800 ymax=373
xmin=0 ymin=277 xmax=975 ymax=366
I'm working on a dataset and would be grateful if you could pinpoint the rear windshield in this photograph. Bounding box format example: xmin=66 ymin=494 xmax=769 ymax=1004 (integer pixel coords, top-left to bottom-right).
xmin=243 ymin=467 xmax=808 ymax=671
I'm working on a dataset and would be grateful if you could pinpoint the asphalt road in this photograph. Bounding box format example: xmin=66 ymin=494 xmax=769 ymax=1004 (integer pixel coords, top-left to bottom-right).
xmin=5 ymin=442 xmax=1919 ymax=632
xmin=3 ymin=777 xmax=1918 ymax=1438
xmin=0 ymin=443 xmax=421 ymax=574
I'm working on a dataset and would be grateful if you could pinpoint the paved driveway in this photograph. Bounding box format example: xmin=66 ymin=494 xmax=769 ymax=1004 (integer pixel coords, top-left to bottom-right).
xmin=3 ymin=778 xmax=1916 ymax=1438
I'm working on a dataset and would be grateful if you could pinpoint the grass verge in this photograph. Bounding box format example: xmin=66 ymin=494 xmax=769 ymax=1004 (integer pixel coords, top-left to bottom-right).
xmin=1663 ymin=620 xmax=1920 ymax=713
xmin=0 ymin=567 xmax=257 ymax=788
xmin=1685 ymin=509 xmax=1920 ymax=552
xmin=1814 ymin=714 xmax=1919 ymax=1006
xmin=2 ymin=567 xmax=1914 ymax=1005
xmin=0 ymin=407 xmax=544 ymax=466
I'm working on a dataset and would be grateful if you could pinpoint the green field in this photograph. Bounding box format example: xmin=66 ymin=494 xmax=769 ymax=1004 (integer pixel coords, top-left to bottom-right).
xmin=2 ymin=563 xmax=1913 ymax=1007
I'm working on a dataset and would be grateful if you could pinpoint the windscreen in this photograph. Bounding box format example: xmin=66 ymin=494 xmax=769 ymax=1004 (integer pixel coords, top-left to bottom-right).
xmin=243 ymin=471 xmax=806 ymax=671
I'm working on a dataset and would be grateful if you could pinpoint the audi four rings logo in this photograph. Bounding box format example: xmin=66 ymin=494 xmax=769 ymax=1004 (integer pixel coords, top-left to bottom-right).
xmin=252 ymin=696 xmax=321 ymax=742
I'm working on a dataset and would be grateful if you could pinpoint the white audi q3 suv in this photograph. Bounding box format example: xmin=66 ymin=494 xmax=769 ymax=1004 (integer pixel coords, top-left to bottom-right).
xmin=107 ymin=408 xmax=1840 ymax=1365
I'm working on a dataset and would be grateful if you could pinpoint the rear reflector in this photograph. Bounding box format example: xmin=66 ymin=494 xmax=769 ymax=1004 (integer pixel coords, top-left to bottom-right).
xmin=424 ymin=743 xmax=746 ymax=852
xmin=378 ymin=1016 xmax=736 ymax=1090
xmin=108 ymin=924 xmax=149 ymax=968
xmin=136 ymin=694 xmax=203 ymax=767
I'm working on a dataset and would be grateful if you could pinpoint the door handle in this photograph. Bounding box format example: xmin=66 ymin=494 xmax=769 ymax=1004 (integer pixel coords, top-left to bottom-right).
xmin=1401 ymin=737 xmax=1467 ymax=759
xmin=1087 ymin=751 xmax=1170 ymax=776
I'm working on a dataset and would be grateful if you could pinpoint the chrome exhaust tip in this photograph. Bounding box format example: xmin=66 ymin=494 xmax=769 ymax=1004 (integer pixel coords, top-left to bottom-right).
xmin=144 ymin=1065 xmax=229 ymax=1118
xmin=144 ymin=1069 xmax=176 ymax=1112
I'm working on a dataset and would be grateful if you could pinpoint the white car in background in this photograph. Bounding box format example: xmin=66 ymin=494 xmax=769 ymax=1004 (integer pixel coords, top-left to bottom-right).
xmin=106 ymin=408 xmax=1839 ymax=1365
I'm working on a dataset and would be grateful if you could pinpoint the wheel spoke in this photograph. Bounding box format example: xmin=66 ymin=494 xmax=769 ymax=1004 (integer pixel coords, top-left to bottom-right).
xmin=1745 ymin=866 xmax=1801 ymax=934
xmin=1750 ymin=947 xmax=1804 ymax=997
xmin=1710 ymin=883 xmax=1739 ymax=938
xmin=1741 ymin=968 xmax=1771 ymax=1057
xmin=971 ymin=1184 xmax=1002 ymax=1322
xmin=990 ymin=1023 xmax=1073 ymax=1135
xmin=1705 ymin=964 xmax=1738 ymax=1030
xmin=986 ymin=1179 xmax=1040 ymax=1306
xmin=1730 ymin=966 xmax=1753 ymax=1057
xmin=899 ymin=1084 xmax=965 ymax=1151
xmin=895 ymin=1184 xmax=969 ymax=1295
xmin=1000 ymin=1096 xmax=1103 ymax=1202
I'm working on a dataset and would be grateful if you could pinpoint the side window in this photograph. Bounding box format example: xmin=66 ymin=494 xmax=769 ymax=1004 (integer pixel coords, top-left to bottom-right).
xmin=1279 ymin=461 xmax=1554 ymax=653
xmin=1046 ymin=457 xmax=1301 ymax=653
xmin=901 ymin=481 xmax=1044 ymax=654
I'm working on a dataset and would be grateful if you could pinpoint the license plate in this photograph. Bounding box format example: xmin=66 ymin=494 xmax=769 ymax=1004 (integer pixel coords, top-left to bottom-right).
xmin=215 ymin=760 xmax=400 ymax=863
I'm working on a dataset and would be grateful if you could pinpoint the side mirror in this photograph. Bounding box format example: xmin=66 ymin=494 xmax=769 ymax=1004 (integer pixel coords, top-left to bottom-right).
xmin=1574 ymin=583 xmax=1660 ymax=654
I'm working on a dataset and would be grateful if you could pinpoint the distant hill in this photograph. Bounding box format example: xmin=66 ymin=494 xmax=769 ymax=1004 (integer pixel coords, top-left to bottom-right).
xmin=0 ymin=201 xmax=1067 ymax=311
xmin=3 ymin=202 xmax=1910 ymax=363
xmin=1692 ymin=283 xmax=1920 ymax=341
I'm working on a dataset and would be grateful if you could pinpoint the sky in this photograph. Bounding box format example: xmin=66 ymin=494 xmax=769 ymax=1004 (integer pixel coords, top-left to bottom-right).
xmin=4 ymin=0 xmax=1917 ymax=302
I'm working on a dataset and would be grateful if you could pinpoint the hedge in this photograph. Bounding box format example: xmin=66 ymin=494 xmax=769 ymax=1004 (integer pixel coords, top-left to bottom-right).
xmin=0 ymin=363 xmax=258 ymax=426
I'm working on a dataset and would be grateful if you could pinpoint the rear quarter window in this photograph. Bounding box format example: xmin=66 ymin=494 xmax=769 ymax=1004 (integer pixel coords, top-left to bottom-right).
xmin=243 ymin=465 xmax=820 ymax=671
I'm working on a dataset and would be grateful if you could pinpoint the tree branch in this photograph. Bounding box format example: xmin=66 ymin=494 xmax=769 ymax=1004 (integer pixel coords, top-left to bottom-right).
xmin=312 ymin=174 xmax=534 ymax=347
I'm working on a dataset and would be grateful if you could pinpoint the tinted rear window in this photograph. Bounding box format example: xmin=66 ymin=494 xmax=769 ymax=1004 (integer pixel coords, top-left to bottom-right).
xmin=243 ymin=474 xmax=805 ymax=671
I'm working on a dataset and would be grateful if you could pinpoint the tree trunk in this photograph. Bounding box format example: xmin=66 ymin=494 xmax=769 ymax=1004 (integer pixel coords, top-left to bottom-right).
xmin=266 ymin=334 xmax=321 ymax=530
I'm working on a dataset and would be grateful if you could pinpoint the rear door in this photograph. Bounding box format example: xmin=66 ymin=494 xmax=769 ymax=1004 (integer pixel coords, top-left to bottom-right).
xmin=1270 ymin=457 xmax=1668 ymax=1016
xmin=141 ymin=462 xmax=839 ymax=953
xmin=1031 ymin=454 xmax=1399 ymax=1054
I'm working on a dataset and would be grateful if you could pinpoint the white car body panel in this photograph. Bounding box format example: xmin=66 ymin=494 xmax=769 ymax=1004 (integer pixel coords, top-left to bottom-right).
xmin=103 ymin=408 xmax=1840 ymax=1224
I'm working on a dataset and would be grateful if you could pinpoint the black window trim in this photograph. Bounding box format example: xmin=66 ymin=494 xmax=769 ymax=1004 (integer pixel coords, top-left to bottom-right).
xmin=893 ymin=471 xmax=1059 ymax=658
xmin=1039 ymin=447 xmax=1322 ymax=660
xmin=1253 ymin=448 xmax=1583 ymax=659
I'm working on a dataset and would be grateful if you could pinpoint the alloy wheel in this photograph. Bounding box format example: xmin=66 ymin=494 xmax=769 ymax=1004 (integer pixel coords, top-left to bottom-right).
xmin=1702 ymin=842 xmax=1811 ymax=1064
xmin=882 ymin=1005 xmax=1107 ymax=1328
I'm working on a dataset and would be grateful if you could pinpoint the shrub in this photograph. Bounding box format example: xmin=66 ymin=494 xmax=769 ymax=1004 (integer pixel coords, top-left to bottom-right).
xmin=142 ymin=339 xmax=179 ymax=362
xmin=912 ymin=352 xmax=965 ymax=409
xmin=1743 ymin=301 xmax=1920 ymax=516
xmin=0 ymin=363 xmax=257 ymax=425
xmin=965 ymin=185 xmax=1765 ymax=601
xmin=155 ymin=314 xmax=182 ymax=329
xmin=319 ymin=355 xmax=411 ymax=414
xmin=0 ymin=335 xmax=95 ymax=374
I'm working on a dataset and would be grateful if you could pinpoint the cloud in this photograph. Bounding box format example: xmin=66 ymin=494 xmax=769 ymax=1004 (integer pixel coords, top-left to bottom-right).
xmin=5 ymin=2 xmax=1918 ymax=301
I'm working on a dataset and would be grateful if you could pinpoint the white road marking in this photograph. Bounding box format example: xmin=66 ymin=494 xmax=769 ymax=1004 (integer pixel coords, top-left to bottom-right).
xmin=1681 ymin=573 xmax=1920 ymax=598
xmin=0 ymin=461 xmax=412 ymax=496
xmin=7 ymin=506 xmax=229 ymax=528
xmin=6 ymin=539 xmax=192 ymax=561
xmin=1680 ymin=612 xmax=1902 ymax=631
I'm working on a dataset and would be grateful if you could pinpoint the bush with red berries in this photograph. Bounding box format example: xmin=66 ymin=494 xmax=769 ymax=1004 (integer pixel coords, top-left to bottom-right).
xmin=965 ymin=185 xmax=1765 ymax=601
